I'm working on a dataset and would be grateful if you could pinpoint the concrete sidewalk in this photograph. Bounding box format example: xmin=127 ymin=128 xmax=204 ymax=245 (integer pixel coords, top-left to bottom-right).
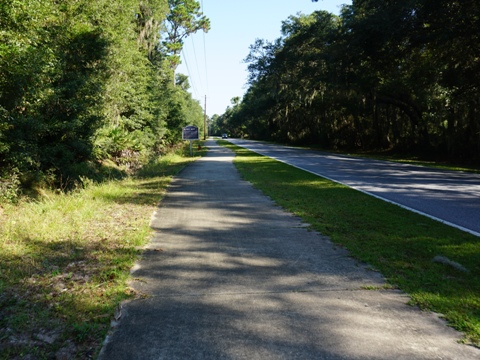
xmin=98 ymin=140 xmax=479 ymax=360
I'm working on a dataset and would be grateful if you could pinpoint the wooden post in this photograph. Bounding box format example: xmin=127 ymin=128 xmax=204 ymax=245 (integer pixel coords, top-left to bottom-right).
xmin=204 ymin=95 xmax=207 ymax=140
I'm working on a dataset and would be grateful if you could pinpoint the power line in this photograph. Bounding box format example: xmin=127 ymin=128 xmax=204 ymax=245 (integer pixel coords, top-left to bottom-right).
xmin=190 ymin=35 xmax=204 ymax=93
xmin=181 ymin=48 xmax=199 ymax=99
xmin=178 ymin=0 xmax=209 ymax=107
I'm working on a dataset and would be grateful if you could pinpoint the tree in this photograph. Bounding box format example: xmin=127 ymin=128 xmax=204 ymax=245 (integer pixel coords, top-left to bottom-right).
xmin=136 ymin=0 xmax=169 ymax=63
xmin=234 ymin=1 xmax=480 ymax=162
xmin=241 ymin=11 xmax=341 ymax=145
xmin=0 ymin=0 xmax=112 ymax=185
xmin=163 ymin=0 xmax=210 ymax=72
xmin=0 ymin=0 xmax=213 ymax=194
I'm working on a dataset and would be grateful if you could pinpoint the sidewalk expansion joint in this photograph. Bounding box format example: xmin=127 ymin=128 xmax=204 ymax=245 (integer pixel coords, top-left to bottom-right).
xmin=139 ymin=287 xmax=391 ymax=299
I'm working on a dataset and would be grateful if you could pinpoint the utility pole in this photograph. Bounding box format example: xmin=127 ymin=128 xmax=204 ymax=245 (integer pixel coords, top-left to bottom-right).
xmin=204 ymin=95 xmax=207 ymax=140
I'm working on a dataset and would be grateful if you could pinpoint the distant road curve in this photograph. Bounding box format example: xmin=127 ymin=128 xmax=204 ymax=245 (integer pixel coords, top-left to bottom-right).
xmin=228 ymin=139 xmax=480 ymax=237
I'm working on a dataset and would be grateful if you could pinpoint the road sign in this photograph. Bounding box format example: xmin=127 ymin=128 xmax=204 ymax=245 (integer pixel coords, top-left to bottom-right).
xmin=182 ymin=125 xmax=199 ymax=140
xmin=182 ymin=125 xmax=199 ymax=156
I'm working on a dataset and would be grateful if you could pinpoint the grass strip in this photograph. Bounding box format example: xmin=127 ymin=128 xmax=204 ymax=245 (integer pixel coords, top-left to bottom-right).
xmin=220 ymin=140 xmax=480 ymax=346
xmin=0 ymin=147 xmax=204 ymax=359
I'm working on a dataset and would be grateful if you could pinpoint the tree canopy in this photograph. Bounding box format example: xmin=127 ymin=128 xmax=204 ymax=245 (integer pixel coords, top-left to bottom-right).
xmin=0 ymin=0 xmax=208 ymax=196
xmin=163 ymin=0 xmax=210 ymax=71
xmin=217 ymin=0 xmax=480 ymax=164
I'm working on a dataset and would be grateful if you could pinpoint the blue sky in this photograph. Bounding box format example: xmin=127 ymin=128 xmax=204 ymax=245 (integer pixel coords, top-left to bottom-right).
xmin=176 ymin=0 xmax=351 ymax=117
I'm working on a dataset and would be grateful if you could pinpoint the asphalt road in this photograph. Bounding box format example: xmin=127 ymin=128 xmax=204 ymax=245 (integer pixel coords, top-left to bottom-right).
xmin=228 ymin=139 xmax=480 ymax=236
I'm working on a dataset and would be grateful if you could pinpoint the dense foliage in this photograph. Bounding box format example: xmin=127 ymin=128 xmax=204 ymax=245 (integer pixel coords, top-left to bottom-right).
xmin=218 ymin=0 xmax=480 ymax=163
xmin=0 ymin=0 xmax=207 ymax=197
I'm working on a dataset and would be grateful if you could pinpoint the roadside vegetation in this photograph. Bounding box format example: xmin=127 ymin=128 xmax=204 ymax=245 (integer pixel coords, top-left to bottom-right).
xmin=221 ymin=140 xmax=480 ymax=347
xmin=336 ymin=149 xmax=480 ymax=174
xmin=215 ymin=1 xmax=480 ymax=167
xmin=1 ymin=0 xmax=209 ymax=198
xmin=325 ymin=152 xmax=480 ymax=175
xmin=0 ymin=144 xmax=205 ymax=359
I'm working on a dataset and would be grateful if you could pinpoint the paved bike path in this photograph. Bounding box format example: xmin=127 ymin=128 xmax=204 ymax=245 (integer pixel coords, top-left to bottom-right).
xmin=98 ymin=140 xmax=478 ymax=359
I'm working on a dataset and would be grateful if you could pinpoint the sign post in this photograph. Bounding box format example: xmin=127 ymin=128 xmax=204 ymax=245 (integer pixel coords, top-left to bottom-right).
xmin=182 ymin=125 xmax=199 ymax=157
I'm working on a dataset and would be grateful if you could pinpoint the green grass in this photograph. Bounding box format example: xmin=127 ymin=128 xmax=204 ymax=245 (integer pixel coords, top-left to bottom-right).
xmin=220 ymin=140 xmax=480 ymax=346
xmin=0 ymin=145 xmax=205 ymax=359
xmin=343 ymin=151 xmax=480 ymax=173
